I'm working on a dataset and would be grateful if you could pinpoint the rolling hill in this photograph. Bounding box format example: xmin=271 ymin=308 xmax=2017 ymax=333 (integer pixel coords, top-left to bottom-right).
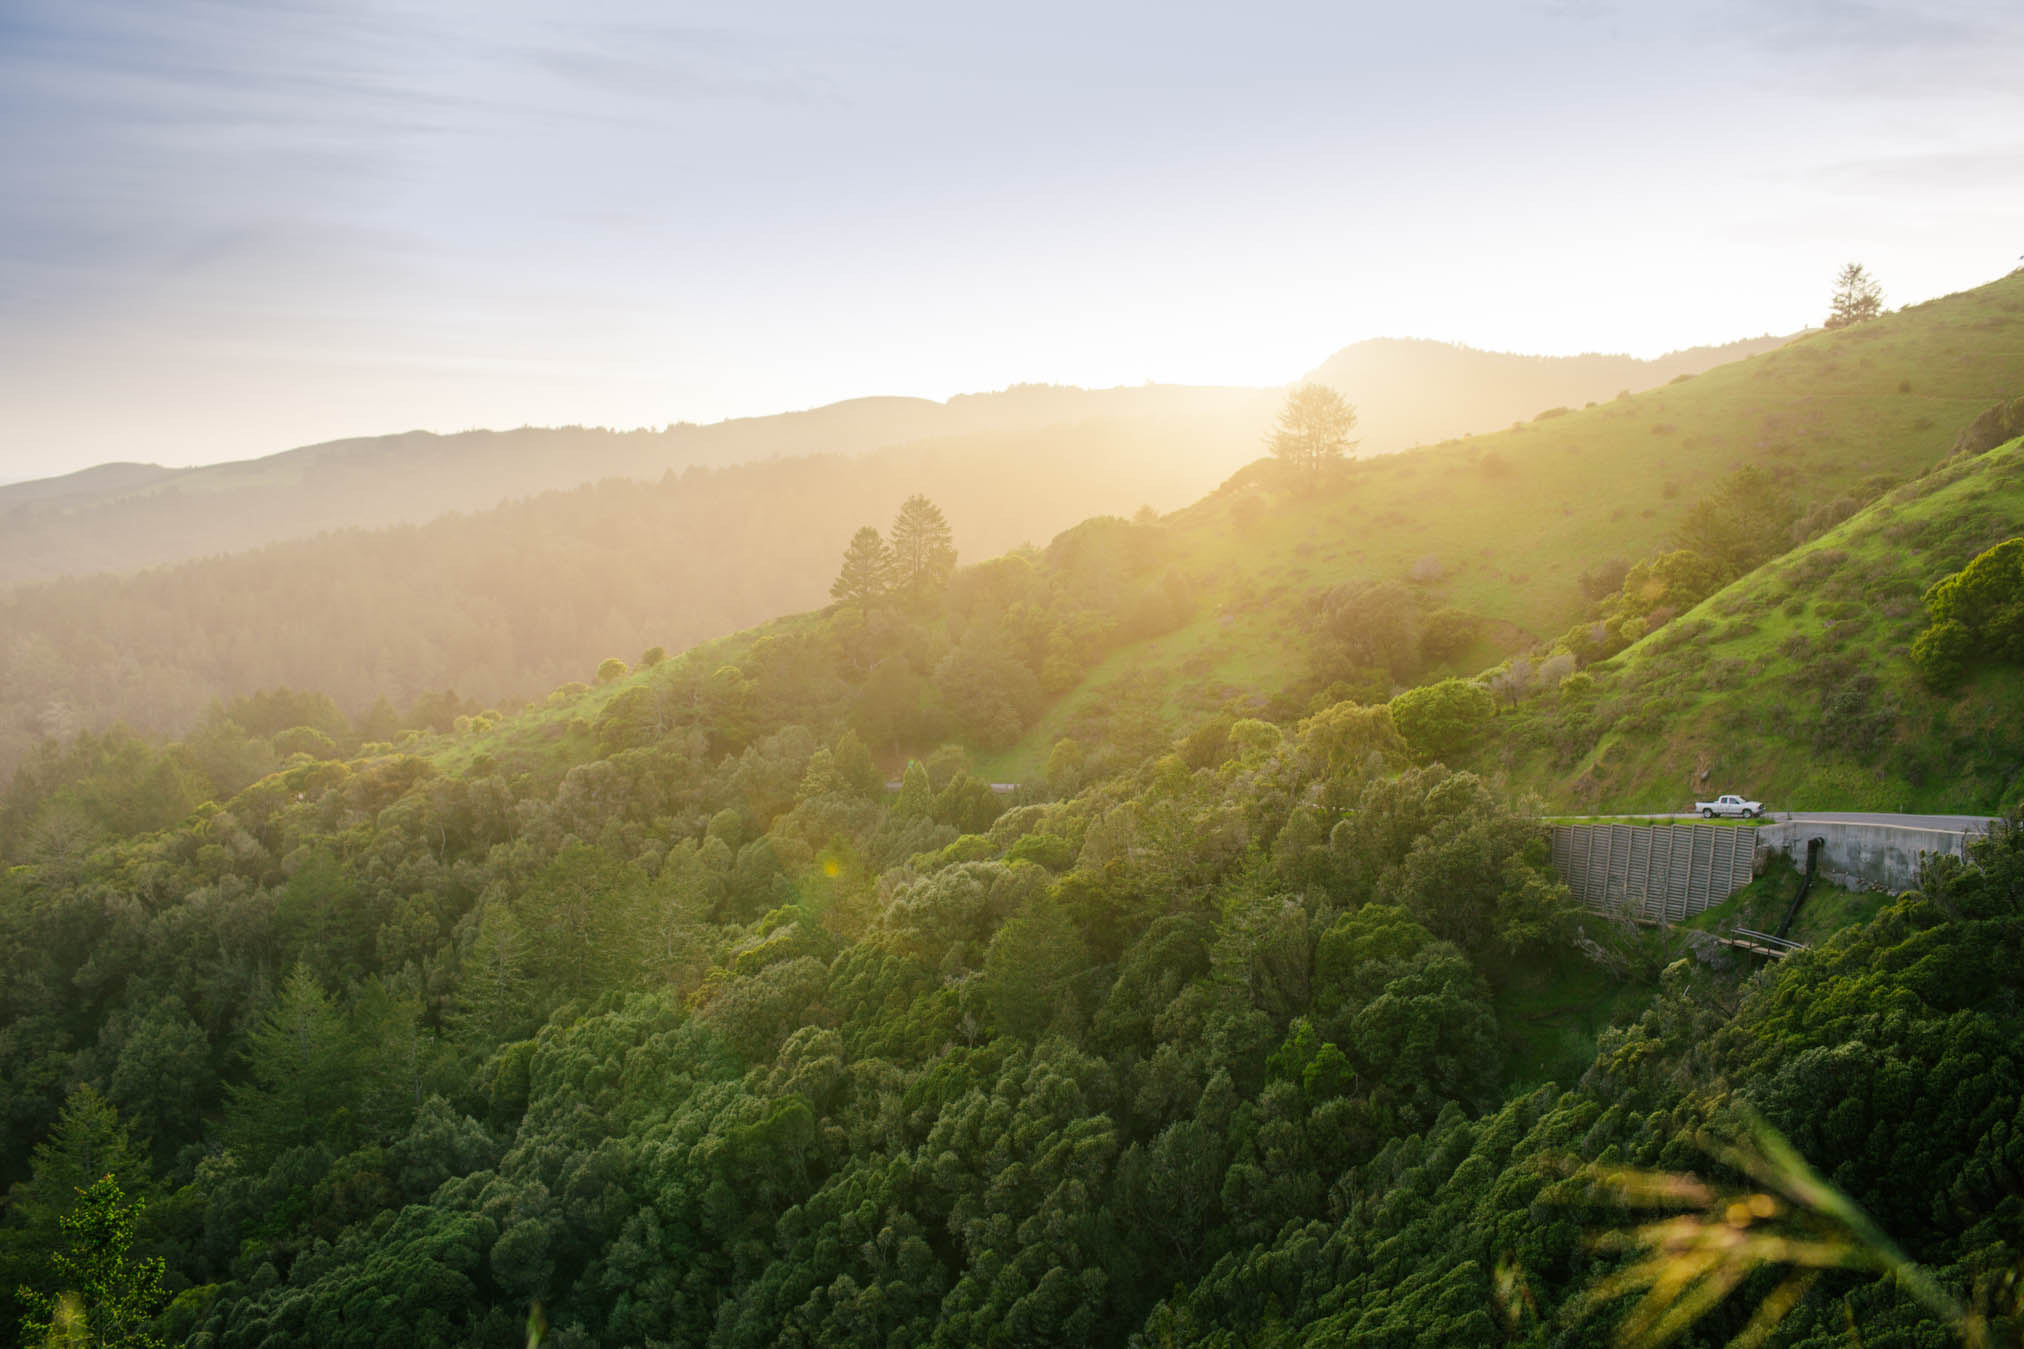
xmin=0 ymin=385 xmax=1277 ymax=587
xmin=1485 ymin=427 xmax=2024 ymax=813
xmin=1301 ymin=332 xmax=1787 ymax=452
xmin=1 ymin=333 xmax=1785 ymax=589
xmin=967 ymin=271 xmax=2024 ymax=784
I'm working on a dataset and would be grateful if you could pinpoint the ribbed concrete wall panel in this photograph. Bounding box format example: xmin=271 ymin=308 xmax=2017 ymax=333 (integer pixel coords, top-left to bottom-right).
xmin=1549 ymin=824 xmax=1758 ymax=921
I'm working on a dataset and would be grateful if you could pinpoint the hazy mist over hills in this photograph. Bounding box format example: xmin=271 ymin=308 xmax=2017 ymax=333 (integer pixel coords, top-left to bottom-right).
xmin=0 ymin=333 xmax=1783 ymax=588
xmin=1302 ymin=333 xmax=1790 ymax=451
xmin=0 ymin=385 xmax=1273 ymax=586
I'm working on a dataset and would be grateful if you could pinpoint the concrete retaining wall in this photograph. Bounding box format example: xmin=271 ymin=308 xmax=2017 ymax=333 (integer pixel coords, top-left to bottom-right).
xmin=1549 ymin=824 xmax=1758 ymax=922
xmin=1757 ymin=820 xmax=1980 ymax=895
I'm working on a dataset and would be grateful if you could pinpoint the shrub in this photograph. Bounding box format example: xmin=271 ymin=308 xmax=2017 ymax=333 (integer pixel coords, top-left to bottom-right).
xmin=272 ymin=725 xmax=337 ymax=759
xmin=1419 ymin=608 xmax=1479 ymax=665
xmin=1579 ymin=556 xmax=1631 ymax=601
xmin=1911 ymin=537 xmax=2024 ymax=686
xmin=1949 ymin=396 xmax=2024 ymax=456
xmin=1387 ymin=679 xmax=1495 ymax=762
xmin=596 ymin=657 xmax=629 ymax=684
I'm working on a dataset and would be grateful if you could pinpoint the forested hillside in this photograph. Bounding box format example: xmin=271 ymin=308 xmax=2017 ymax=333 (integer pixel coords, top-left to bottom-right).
xmin=971 ymin=271 xmax=2024 ymax=784
xmin=5 ymin=273 xmax=2023 ymax=1348
xmin=3 ymin=477 xmax=2022 ymax=1343
xmin=2 ymin=332 xmax=1782 ymax=592
xmin=10 ymin=0 xmax=2019 ymax=1342
xmin=0 ymin=420 xmax=1238 ymax=784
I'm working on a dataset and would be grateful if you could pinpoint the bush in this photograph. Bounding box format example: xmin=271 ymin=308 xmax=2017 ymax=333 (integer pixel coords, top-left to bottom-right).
xmin=1387 ymin=679 xmax=1495 ymax=762
xmin=1579 ymin=556 xmax=1630 ymax=601
xmin=1912 ymin=538 xmax=2024 ymax=686
xmin=596 ymin=657 xmax=629 ymax=684
xmin=1911 ymin=619 xmax=1973 ymax=688
xmin=271 ymin=725 xmax=338 ymax=759
xmin=1419 ymin=608 xmax=1479 ymax=665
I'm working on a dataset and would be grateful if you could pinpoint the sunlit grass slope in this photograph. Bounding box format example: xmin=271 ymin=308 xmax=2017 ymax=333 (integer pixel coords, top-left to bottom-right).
xmin=1482 ymin=432 xmax=2024 ymax=813
xmin=978 ymin=271 xmax=2024 ymax=781
xmin=391 ymin=272 xmax=2022 ymax=799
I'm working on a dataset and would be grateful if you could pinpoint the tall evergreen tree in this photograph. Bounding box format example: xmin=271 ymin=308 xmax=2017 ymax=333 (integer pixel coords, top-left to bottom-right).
xmin=1825 ymin=261 xmax=1883 ymax=329
xmin=1267 ymin=385 xmax=1358 ymax=489
xmin=2 ymin=1085 xmax=155 ymax=1326
xmin=888 ymin=495 xmax=957 ymax=607
xmin=830 ymin=526 xmax=895 ymax=617
xmin=450 ymin=903 xmax=534 ymax=1047
xmin=15 ymin=1175 xmax=167 ymax=1349
xmin=224 ymin=963 xmax=354 ymax=1162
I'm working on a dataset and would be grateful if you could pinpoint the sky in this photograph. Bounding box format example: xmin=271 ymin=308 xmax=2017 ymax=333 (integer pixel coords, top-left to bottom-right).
xmin=2 ymin=0 xmax=2021 ymax=480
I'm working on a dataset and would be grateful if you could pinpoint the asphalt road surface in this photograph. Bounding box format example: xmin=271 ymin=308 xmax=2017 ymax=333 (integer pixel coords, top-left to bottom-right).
xmin=1609 ymin=811 xmax=1999 ymax=832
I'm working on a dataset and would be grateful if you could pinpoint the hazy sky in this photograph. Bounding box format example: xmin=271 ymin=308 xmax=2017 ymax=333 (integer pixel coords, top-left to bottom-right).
xmin=2 ymin=0 xmax=2020 ymax=479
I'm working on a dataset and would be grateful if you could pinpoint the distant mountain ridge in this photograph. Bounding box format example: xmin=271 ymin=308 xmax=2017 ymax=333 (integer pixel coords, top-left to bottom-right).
xmin=1302 ymin=333 xmax=1790 ymax=452
xmin=2 ymin=334 xmax=1786 ymax=587
xmin=0 ymin=385 xmax=1274 ymax=586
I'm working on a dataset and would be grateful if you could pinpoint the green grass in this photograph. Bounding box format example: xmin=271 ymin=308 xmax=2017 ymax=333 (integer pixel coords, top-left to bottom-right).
xmin=1683 ymin=854 xmax=1887 ymax=948
xmin=981 ymin=270 xmax=2024 ymax=779
xmin=1540 ymin=815 xmax=1764 ymax=828
xmin=1494 ymin=939 xmax=1665 ymax=1091
xmin=405 ymin=271 xmax=2024 ymax=800
xmin=1491 ymin=430 xmax=2024 ymax=814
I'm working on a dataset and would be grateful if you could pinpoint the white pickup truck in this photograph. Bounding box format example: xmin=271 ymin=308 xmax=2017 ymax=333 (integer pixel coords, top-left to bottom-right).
xmin=1696 ymin=794 xmax=1764 ymax=819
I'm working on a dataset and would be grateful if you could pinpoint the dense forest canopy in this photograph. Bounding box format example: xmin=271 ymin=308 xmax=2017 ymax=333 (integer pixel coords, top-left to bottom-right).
xmin=3 ymin=272 xmax=2024 ymax=1348
xmin=4 ymin=441 xmax=2024 ymax=1344
xmin=0 ymin=422 xmax=1244 ymax=785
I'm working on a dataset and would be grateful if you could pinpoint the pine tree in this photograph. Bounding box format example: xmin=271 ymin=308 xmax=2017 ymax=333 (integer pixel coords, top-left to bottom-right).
xmin=450 ymin=902 xmax=533 ymax=1046
xmin=1268 ymin=385 xmax=1359 ymax=490
xmin=1824 ymin=262 xmax=1883 ymax=329
xmin=830 ymin=527 xmax=895 ymax=616
xmin=888 ymin=495 xmax=957 ymax=607
xmin=6 ymin=1085 xmax=155 ymax=1308
xmin=225 ymin=963 xmax=354 ymax=1161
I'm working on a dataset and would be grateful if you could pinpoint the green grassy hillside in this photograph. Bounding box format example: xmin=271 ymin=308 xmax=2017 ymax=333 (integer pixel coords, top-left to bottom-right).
xmin=977 ymin=271 xmax=2024 ymax=782
xmin=1482 ymin=432 xmax=2024 ymax=812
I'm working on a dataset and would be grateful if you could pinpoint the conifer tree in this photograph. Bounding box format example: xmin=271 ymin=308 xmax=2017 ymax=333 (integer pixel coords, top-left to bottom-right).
xmin=830 ymin=527 xmax=895 ymax=616
xmin=1824 ymin=261 xmax=1883 ymax=329
xmin=225 ymin=963 xmax=354 ymax=1161
xmin=1268 ymin=385 xmax=1358 ymax=490
xmin=888 ymin=495 xmax=957 ymax=607
xmin=451 ymin=903 xmax=533 ymax=1046
xmin=8 ymin=1085 xmax=154 ymax=1275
